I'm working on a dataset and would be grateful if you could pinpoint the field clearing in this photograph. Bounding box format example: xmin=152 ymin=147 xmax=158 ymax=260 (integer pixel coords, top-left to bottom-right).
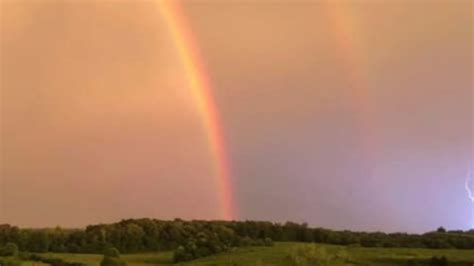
xmin=40 ymin=242 xmax=474 ymax=265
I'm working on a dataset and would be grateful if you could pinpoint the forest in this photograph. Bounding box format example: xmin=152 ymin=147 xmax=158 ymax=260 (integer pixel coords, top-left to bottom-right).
xmin=0 ymin=219 xmax=473 ymax=264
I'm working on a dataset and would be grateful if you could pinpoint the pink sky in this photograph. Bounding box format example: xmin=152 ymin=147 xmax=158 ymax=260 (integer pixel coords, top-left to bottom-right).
xmin=1 ymin=1 xmax=472 ymax=232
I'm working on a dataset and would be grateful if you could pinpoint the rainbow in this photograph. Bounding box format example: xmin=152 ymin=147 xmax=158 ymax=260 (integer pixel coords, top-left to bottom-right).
xmin=157 ymin=1 xmax=375 ymax=219
xmin=326 ymin=2 xmax=378 ymax=174
xmin=158 ymin=0 xmax=235 ymax=220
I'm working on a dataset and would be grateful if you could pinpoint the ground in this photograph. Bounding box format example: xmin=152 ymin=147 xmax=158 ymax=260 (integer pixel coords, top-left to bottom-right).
xmin=19 ymin=243 xmax=474 ymax=265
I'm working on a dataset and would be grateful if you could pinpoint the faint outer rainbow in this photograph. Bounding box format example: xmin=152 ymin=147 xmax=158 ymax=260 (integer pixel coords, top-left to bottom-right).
xmin=158 ymin=0 xmax=235 ymax=220
xmin=326 ymin=2 xmax=378 ymax=176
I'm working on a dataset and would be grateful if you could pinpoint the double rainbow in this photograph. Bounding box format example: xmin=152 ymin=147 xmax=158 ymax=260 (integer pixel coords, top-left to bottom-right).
xmin=158 ymin=1 xmax=371 ymax=220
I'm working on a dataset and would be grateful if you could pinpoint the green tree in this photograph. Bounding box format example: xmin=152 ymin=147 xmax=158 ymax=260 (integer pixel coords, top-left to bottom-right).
xmin=0 ymin=242 xmax=19 ymax=257
xmin=123 ymin=223 xmax=145 ymax=252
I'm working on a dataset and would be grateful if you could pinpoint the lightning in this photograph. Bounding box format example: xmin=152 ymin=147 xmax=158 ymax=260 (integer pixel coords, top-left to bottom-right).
xmin=466 ymin=172 xmax=474 ymax=202
xmin=465 ymin=171 xmax=474 ymax=229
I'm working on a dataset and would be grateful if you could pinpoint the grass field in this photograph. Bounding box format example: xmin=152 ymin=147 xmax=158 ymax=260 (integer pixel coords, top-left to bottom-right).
xmin=26 ymin=243 xmax=474 ymax=265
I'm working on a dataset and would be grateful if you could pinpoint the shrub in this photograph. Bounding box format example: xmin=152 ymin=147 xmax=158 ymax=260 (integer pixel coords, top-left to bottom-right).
xmin=100 ymin=256 xmax=127 ymax=266
xmin=430 ymin=256 xmax=448 ymax=266
xmin=239 ymin=236 xmax=256 ymax=246
xmin=195 ymin=246 xmax=211 ymax=258
xmin=173 ymin=246 xmax=187 ymax=262
xmin=101 ymin=247 xmax=126 ymax=266
xmin=264 ymin=237 xmax=274 ymax=246
xmin=286 ymin=245 xmax=329 ymax=266
xmin=104 ymin=247 xmax=120 ymax=258
xmin=0 ymin=257 xmax=21 ymax=266
xmin=0 ymin=243 xmax=19 ymax=257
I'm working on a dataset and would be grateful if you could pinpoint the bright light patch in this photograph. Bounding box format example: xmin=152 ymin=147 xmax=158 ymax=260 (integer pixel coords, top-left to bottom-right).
xmin=465 ymin=171 xmax=474 ymax=229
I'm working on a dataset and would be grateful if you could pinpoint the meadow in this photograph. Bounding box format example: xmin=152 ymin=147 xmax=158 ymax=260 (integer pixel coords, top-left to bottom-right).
xmin=20 ymin=242 xmax=474 ymax=266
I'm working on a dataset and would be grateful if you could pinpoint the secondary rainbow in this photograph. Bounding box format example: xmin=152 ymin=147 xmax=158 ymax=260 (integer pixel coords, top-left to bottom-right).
xmin=326 ymin=2 xmax=378 ymax=175
xmin=158 ymin=0 xmax=235 ymax=220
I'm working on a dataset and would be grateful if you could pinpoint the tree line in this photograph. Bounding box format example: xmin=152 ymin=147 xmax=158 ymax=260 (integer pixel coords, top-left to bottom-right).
xmin=0 ymin=219 xmax=473 ymax=262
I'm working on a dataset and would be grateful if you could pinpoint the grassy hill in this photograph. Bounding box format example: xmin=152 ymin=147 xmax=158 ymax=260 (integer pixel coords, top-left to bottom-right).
xmin=21 ymin=242 xmax=474 ymax=266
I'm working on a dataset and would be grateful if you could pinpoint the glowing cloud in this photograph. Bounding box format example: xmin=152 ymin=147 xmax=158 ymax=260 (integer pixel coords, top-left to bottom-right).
xmin=157 ymin=0 xmax=235 ymax=220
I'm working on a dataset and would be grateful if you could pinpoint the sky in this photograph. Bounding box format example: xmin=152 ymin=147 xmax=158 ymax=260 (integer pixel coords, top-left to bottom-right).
xmin=0 ymin=0 xmax=472 ymax=233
